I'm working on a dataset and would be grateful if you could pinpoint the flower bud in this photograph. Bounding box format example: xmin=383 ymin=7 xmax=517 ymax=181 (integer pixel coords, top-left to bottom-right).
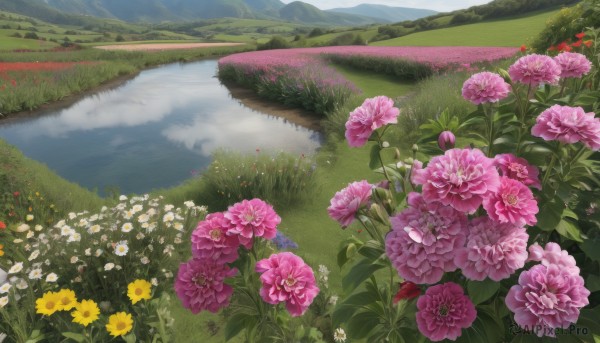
xmin=438 ymin=131 xmax=456 ymax=151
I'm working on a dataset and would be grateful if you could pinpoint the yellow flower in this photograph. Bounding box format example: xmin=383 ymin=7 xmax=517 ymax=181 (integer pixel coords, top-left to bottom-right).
xmin=106 ymin=312 xmax=133 ymax=337
xmin=35 ymin=291 xmax=61 ymax=316
xmin=0 ymin=243 xmax=4 ymax=257
xmin=127 ymin=279 xmax=152 ymax=304
xmin=71 ymin=299 xmax=100 ymax=327
xmin=57 ymin=289 xmax=78 ymax=311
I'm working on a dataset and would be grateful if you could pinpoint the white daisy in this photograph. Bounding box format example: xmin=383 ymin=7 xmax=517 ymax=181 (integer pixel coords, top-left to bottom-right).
xmin=119 ymin=195 xmax=128 ymax=201
xmin=54 ymin=220 xmax=66 ymax=228
xmin=77 ymin=218 xmax=88 ymax=227
xmin=333 ymin=328 xmax=347 ymax=343
xmin=114 ymin=241 xmax=129 ymax=256
xmin=28 ymin=269 xmax=42 ymax=280
xmin=137 ymin=213 xmax=150 ymax=223
xmin=60 ymin=225 xmax=74 ymax=236
xmin=173 ymin=222 xmax=184 ymax=231
xmin=68 ymin=212 xmax=77 ymax=220
xmin=329 ymin=295 xmax=339 ymax=306
xmin=84 ymin=248 xmax=91 ymax=256
xmin=89 ymin=214 xmax=99 ymax=222
xmin=67 ymin=233 xmax=81 ymax=242
xmin=121 ymin=222 xmax=133 ymax=233
xmin=28 ymin=250 xmax=40 ymax=261
xmin=184 ymin=200 xmax=195 ymax=208
xmin=26 ymin=214 xmax=34 ymax=222
xmin=136 ymin=232 xmax=145 ymax=240
xmin=162 ymin=212 xmax=175 ymax=223
xmin=70 ymin=256 xmax=79 ymax=264
xmin=101 ymin=206 xmax=108 ymax=212
xmin=164 ymin=204 xmax=174 ymax=212
xmin=34 ymin=225 xmax=43 ymax=231
xmin=146 ymin=208 xmax=157 ymax=217
xmin=123 ymin=210 xmax=134 ymax=220
xmin=26 ymin=231 xmax=34 ymax=239
xmin=0 ymin=283 xmax=11 ymax=294
xmin=16 ymin=223 xmax=30 ymax=232
xmin=0 ymin=296 xmax=8 ymax=308
xmin=8 ymin=263 xmax=23 ymax=274
xmin=115 ymin=203 xmax=126 ymax=211
xmin=88 ymin=224 xmax=101 ymax=234
xmin=104 ymin=263 xmax=115 ymax=271
xmin=151 ymin=278 xmax=158 ymax=286
xmin=46 ymin=273 xmax=58 ymax=282
xmin=140 ymin=256 xmax=150 ymax=265
xmin=15 ymin=278 xmax=28 ymax=290
xmin=13 ymin=239 xmax=23 ymax=244
xmin=95 ymin=249 xmax=103 ymax=257
xmin=132 ymin=204 xmax=143 ymax=213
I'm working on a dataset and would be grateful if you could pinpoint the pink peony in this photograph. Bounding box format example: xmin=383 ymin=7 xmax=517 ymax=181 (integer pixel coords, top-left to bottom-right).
xmin=225 ymin=198 xmax=281 ymax=248
xmin=505 ymin=264 xmax=590 ymax=337
xmin=327 ymin=180 xmax=372 ymax=227
xmin=174 ymin=258 xmax=237 ymax=314
xmin=554 ymin=52 xmax=592 ymax=78
xmin=412 ymin=148 xmax=500 ymax=213
xmin=461 ymin=71 xmax=511 ymax=105
xmin=508 ymin=54 xmax=561 ymax=86
xmin=455 ymin=216 xmax=528 ymax=281
xmin=191 ymin=212 xmax=240 ymax=264
xmin=528 ymin=242 xmax=580 ymax=276
xmin=437 ymin=131 xmax=456 ymax=151
xmin=483 ymin=176 xmax=538 ymax=226
xmin=345 ymin=96 xmax=400 ymax=147
xmin=385 ymin=192 xmax=467 ymax=284
xmin=494 ymin=153 xmax=541 ymax=190
xmin=255 ymin=252 xmax=319 ymax=317
xmin=531 ymin=105 xmax=600 ymax=150
xmin=416 ymin=282 xmax=477 ymax=342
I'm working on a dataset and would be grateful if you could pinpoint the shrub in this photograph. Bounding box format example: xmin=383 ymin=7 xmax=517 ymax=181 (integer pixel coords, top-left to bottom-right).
xmin=257 ymin=35 xmax=291 ymax=50
xmin=23 ymin=32 xmax=38 ymax=39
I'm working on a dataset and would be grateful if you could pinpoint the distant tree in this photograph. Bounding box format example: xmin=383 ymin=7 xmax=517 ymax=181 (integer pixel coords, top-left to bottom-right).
xmin=23 ymin=32 xmax=39 ymax=39
xmin=11 ymin=32 xmax=22 ymax=38
xmin=257 ymin=36 xmax=291 ymax=50
xmin=47 ymin=29 xmax=57 ymax=34
xmin=308 ymin=28 xmax=324 ymax=37
xmin=64 ymin=30 xmax=78 ymax=35
xmin=115 ymin=34 xmax=125 ymax=42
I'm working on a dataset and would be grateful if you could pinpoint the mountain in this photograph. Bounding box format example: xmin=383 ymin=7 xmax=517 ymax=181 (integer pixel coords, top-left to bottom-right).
xmin=327 ymin=4 xmax=437 ymax=22
xmin=279 ymin=1 xmax=385 ymax=25
xmin=0 ymin=0 xmax=389 ymax=25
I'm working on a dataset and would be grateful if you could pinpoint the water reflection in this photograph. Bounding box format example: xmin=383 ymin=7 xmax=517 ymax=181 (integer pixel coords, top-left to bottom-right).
xmin=0 ymin=60 xmax=322 ymax=195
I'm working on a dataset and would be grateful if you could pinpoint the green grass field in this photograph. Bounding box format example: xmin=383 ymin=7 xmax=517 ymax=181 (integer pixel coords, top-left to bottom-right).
xmin=372 ymin=9 xmax=559 ymax=47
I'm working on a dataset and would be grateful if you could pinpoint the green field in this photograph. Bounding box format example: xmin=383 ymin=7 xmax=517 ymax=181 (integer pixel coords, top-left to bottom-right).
xmin=372 ymin=9 xmax=559 ymax=47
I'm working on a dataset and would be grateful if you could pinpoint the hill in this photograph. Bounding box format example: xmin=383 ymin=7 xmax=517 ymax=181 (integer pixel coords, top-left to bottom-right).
xmin=279 ymin=1 xmax=385 ymax=25
xmin=327 ymin=4 xmax=436 ymax=22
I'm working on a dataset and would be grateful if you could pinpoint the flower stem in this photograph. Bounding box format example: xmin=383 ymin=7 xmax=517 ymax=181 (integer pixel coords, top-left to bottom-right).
xmin=376 ymin=131 xmax=392 ymax=181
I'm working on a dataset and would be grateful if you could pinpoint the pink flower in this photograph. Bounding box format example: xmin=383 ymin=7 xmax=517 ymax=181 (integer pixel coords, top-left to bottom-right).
xmin=412 ymin=148 xmax=500 ymax=213
xmin=225 ymin=198 xmax=281 ymax=248
xmin=416 ymin=282 xmax=477 ymax=342
xmin=345 ymin=96 xmax=400 ymax=147
xmin=554 ymin=52 xmax=592 ymax=78
xmin=508 ymin=54 xmax=561 ymax=86
xmin=505 ymin=264 xmax=590 ymax=337
xmin=327 ymin=180 xmax=372 ymax=227
xmin=483 ymin=176 xmax=538 ymax=226
xmin=385 ymin=193 xmax=467 ymax=284
xmin=191 ymin=212 xmax=240 ymax=264
xmin=174 ymin=258 xmax=237 ymax=314
xmin=455 ymin=216 xmax=528 ymax=281
xmin=437 ymin=131 xmax=456 ymax=151
xmin=528 ymin=242 xmax=580 ymax=276
xmin=461 ymin=71 xmax=511 ymax=105
xmin=531 ymin=105 xmax=600 ymax=150
xmin=255 ymin=252 xmax=319 ymax=317
xmin=494 ymin=153 xmax=541 ymax=190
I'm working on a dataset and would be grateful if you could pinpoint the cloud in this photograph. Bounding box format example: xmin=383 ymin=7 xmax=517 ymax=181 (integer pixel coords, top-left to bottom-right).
xmin=280 ymin=0 xmax=492 ymax=12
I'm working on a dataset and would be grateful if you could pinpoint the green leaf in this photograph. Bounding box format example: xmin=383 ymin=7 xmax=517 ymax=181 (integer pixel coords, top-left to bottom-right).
xmin=225 ymin=313 xmax=255 ymax=341
xmin=61 ymin=333 xmax=86 ymax=343
xmin=346 ymin=311 xmax=381 ymax=339
xmin=536 ymin=198 xmax=564 ymax=232
xmin=123 ymin=333 xmax=137 ymax=343
xmin=342 ymin=257 xmax=386 ymax=294
xmin=358 ymin=240 xmax=385 ymax=261
xmin=467 ymin=279 xmax=500 ymax=305
xmin=555 ymin=219 xmax=583 ymax=242
xmin=369 ymin=144 xmax=382 ymax=170
xmin=580 ymin=235 xmax=600 ymax=262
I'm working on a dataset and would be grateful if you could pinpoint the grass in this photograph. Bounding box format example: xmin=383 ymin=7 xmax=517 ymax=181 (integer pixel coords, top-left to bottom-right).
xmin=372 ymin=9 xmax=560 ymax=47
xmin=332 ymin=64 xmax=415 ymax=98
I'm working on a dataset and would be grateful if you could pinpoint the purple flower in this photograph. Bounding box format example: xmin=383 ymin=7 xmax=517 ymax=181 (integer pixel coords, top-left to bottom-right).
xmin=273 ymin=231 xmax=299 ymax=250
xmin=438 ymin=131 xmax=456 ymax=151
xmin=345 ymin=96 xmax=400 ymax=147
xmin=554 ymin=52 xmax=592 ymax=78
xmin=461 ymin=71 xmax=511 ymax=105
xmin=174 ymin=258 xmax=237 ymax=314
xmin=255 ymin=252 xmax=319 ymax=317
xmin=225 ymin=198 xmax=281 ymax=248
xmin=483 ymin=176 xmax=538 ymax=227
xmin=455 ymin=216 xmax=528 ymax=281
xmin=494 ymin=153 xmax=541 ymax=190
xmin=412 ymin=148 xmax=500 ymax=213
xmin=416 ymin=282 xmax=477 ymax=342
xmin=191 ymin=212 xmax=240 ymax=264
xmin=508 ymin=54 xmax=561 ymax=86
xmin=327 ymin=180 xmax=372 ymax=227
xmin=385 ymin=193 xmax=467 ymax=284
xmin=528 ymin=242 xmax=580 ymax=276
xmin=531 ymin=105 xmax=600 ymax=150
xmin=506 ymin=264 xmax=589 ymax=337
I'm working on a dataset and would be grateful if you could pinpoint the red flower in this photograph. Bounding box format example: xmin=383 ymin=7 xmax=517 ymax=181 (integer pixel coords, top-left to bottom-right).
xmin=520 ymin=44 xmax=527 ymax=52
xmin=393 ymin=281 xmax=421 ymax=304
xmin=571 ymin=40 xmax=583 ymax=48
xmin=13 ymin=191 xmax=19 ymax=197
xmin=557 ymin=42 xmax=572 ymax=52
xmin=0 ymin=221 xmax=6 ymax=230
xmin=575 ymin=32 xmax=586 ymax=39
xmin=548 ymin=45 xmax=556 ymax=51
xmin=584 ymin=40 xmax=593 ymax=48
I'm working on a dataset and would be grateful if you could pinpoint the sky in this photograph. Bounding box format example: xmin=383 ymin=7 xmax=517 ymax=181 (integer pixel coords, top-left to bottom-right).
xmin=280 ymin=0 xmax=493 ymax=12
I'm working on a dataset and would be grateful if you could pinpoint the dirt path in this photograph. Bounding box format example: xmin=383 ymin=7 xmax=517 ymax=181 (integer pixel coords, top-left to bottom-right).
xmin=94 ymin=42 xmax=246 ymax=51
